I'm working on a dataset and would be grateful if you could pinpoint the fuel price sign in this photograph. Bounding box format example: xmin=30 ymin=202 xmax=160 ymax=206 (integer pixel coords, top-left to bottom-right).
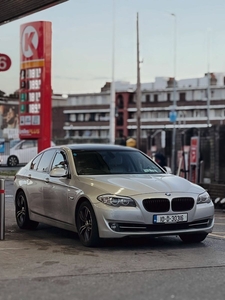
xmin=19 ymin=21 xmax=52 ymax=151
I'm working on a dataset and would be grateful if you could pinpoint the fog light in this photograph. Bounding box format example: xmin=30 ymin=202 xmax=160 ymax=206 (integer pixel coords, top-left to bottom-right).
xmin=109 ymin=223 xmax=120 ymax=232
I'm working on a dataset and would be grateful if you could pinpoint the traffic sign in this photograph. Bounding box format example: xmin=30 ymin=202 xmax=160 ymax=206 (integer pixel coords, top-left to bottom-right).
xmin=0 ymin=53 xmax=11 ymax=71
xmin=169 ymin=110 xmax=177 ymax=122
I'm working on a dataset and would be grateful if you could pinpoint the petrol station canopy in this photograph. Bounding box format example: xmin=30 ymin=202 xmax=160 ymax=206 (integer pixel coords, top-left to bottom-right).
xmin=0 ymin=0 xmax=68 ymax=25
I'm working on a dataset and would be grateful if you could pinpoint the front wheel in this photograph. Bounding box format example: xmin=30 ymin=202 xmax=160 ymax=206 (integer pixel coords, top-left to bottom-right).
xmin=76 ymin=201 xmax=100 ymax=247
xmin=7 ymin=155 xmax=19 ymax=167
xmin=15 ymin=191 xmax=39 ymax=230
xmin=179 ymin=233 xmax=208 ymax=243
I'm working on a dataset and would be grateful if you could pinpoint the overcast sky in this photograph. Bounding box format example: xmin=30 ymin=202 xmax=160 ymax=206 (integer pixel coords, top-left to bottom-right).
xmin=1 ymin=0 xmax=225 ymax=95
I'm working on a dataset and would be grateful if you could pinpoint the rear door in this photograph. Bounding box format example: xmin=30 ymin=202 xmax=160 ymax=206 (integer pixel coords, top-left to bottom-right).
xmin=42 ymin=150 xmax=72 ymax=223
xmin=27 ymin=149 xmax=56 ymax=216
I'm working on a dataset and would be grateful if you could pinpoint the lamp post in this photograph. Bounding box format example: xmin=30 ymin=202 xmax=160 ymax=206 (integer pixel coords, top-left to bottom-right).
xmin=136 ymin=12 xmax=141 ymax=150
xmin=109 ymin=0 xmax=116 ymax=144
xmin=171 ymin=13 xmax=177 ymax=174
xmin=207 ymin=29 xmax=211 ymax=127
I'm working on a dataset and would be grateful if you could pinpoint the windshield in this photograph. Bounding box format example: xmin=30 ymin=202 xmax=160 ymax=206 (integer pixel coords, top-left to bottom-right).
xmin=73 ymin=149 xmax=164 ymax=175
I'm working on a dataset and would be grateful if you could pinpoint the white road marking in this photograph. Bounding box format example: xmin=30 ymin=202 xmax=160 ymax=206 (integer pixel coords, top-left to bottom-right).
xmin=209 ymin=233 xmax=225 ymax=239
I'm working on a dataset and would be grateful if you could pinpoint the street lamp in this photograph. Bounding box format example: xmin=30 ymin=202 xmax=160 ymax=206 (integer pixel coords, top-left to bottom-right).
xmin=207 ymin=29 xmax=211 ymax=127
xmin=109 ymin=0 xmax=116 ymax=144
xmin=136 ymin=12 xmax=141 ymax=150
xmin=171 ymin=13 xmax=177 ymax=174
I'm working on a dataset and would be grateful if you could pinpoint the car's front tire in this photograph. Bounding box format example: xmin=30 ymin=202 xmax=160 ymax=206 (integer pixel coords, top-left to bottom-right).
xmin=179 ymin=232 xmax=208 ymax=243
xmin=76 ymin=201 xmax=100 ymax=247
xmin=7 ymin=155 xmax=19 ymax=167
xmin=15 ymin=191 xmax=39 ymax=230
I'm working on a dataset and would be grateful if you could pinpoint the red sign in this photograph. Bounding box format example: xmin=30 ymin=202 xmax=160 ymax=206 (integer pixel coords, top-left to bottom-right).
xmin=0 ymin=53 xmax=11 ymax=71
xmin=190 ymin=137 xmax=199 ymax=165
xmin=19 ymin=21 xmax=52 ymax=152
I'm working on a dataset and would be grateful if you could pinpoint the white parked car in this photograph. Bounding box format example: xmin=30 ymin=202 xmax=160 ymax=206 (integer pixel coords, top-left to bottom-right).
xmin=14 ymin=144 xmax=214 ymax=247
xmin=0 ymin=139 xmax=55 ymax=167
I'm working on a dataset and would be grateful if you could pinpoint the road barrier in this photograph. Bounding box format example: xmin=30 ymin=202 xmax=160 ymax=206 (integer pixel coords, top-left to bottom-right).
xmin=0 ymin=179 xmax=5 ymax=240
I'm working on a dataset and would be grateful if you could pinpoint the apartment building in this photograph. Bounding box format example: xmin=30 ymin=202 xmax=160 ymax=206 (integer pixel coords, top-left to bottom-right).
xmin=52 ymin=72 xmax=225 ymax=149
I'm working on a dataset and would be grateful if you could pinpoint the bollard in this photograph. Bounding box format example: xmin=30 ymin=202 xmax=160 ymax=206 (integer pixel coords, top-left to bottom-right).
xmin=0 ymin=179 xmax=5 ymax=240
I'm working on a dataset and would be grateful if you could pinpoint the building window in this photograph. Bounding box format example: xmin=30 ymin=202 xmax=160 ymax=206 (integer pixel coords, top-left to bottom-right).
xmin=167 ymin=93 xmax=171 ymax=101
xmin=151 ymin=111 xmax=157 ymax=118
xmin=128 ymin=129 xmax=135 ymax=137
xmin=117 ymin=95 xmax=124 ymax=108
xmin=158 ymin=111 xmax=167 ymax=118
xmin=69 ymin=114 xmax=76 ymax=122
xmin=116 ymin=113 xmax=124 ymax=126
xmin=79 ymin=130 xmax=83 ymax=137
xmin=89 ymin=113 xmax=95 ymax=121
xmin=69 ymin=130 xmax=75 ymax=137
xmin=215 ymin=109 xmax=224 ymax=117
xmin=146 ymin=94 xmax=150 ymax=102
xmin=194 ymin=110 xmax=207 ymax=118
xmin=128 ymin=94 xmax=134 ymax=104
xmin=77 ymin=114 xmax=84 ymax=121
xmin=154 ymin=94 xmax=158 ymax=102
xmin=179 ymin=92 xmax=186 ymax=101
xmin=128 ymin=112 xmax=134 ymax=119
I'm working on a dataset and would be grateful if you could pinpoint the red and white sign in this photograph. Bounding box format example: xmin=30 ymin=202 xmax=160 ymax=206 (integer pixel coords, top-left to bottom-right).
xmin=21 ymin=25 xmax=39 ymax=58
xmin=19 ymin=21 xmax=52 ymax=152
xmin=0 ymin=53 xmax=12 ymax=72
xmin=190 ymin=137 xmax=199 ymax=165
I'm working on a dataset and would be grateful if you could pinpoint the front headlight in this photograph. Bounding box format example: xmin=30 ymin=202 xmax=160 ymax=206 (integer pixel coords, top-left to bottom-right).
xmin=197 ymin=191 xmax=212 ymax=204
xmin=97 ymin=194 xmax=136 ymax=207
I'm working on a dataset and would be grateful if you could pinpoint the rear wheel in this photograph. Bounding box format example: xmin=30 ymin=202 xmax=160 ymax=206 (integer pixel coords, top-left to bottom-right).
xmin=15 ymin=191 xmax=39 ymax=230
xmin=7 ymin=155 xmax=19 ymax=167
xmin=76 ymin=201 xmax=100 ymax=247
xmin=179 ymin=233 xmax=208 ymax=243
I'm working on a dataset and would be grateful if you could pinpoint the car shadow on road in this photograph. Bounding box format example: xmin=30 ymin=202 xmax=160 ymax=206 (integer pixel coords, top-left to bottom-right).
xmin=5 ymin=222 xmax=208 ymax=252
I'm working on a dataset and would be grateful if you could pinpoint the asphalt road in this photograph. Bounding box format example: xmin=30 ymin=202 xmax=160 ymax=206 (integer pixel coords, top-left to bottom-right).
xmin=1 ymin=179 xmax=225 ymax=300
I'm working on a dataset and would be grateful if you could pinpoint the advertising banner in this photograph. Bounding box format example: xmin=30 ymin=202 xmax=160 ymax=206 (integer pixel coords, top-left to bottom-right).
xmin=19 ymin=21 xmax=52 ymax=151
xmin=189 ymin=136 xmax=200 ymax=183
xmin=0 ymin=103 xmax=19 ymax=139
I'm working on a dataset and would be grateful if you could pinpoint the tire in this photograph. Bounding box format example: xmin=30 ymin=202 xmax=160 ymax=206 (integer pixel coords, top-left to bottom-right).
xmin=15 ymin=191 xmax=39 ymax=230
xmin=7 ymin=155 xmax=19 ymax=167
xmin=76 ymin=201 xmax=100 ymax=247
xmin=179 ymin=233 xmax=208 ymax=243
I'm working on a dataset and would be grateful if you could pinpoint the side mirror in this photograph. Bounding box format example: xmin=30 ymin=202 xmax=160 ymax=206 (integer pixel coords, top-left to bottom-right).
xmin=50 ymin=167 xmax=68 ymax=177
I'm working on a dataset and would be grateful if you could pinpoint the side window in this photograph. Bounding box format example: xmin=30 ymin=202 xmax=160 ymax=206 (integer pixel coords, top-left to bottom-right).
xmin=51 ymin=151 xmax=68 ymax=170
xmin=20 ymin=140 xmax=36 ymax=149
xmin=36 ymin=149 xmax=56 ymax=172
xmin=30 ymin=153 xmax=43 ymax=170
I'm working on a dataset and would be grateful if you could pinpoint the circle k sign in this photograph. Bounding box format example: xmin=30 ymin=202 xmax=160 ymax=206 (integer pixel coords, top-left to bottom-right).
xmin=0 ymin=53 xmax=12 ymax=72
xmin=21 ymin=25 xmax=39 ymax=58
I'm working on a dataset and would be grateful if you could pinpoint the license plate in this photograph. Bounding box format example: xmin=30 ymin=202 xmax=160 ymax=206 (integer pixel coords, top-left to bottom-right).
xmin=153 ymin=213 xmax=188 ymax=224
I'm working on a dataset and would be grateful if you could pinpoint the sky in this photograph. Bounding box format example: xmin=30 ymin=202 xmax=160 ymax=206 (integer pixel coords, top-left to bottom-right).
xmin=1 ymin=0 xmax=225 ymax=95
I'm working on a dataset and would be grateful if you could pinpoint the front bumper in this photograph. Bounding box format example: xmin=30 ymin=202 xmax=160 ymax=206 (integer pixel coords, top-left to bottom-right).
xmin=93 ymin=200 xmax=215 ymax=239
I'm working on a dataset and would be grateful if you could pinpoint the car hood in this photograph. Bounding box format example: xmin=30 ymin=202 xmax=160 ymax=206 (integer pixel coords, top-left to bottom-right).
xmin=81 ymin=174 xmax=205 ymax=196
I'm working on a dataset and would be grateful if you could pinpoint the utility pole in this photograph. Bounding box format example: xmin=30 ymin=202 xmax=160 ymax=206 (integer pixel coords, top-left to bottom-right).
xmin=136 ymin=12 xmax=141 ymax=150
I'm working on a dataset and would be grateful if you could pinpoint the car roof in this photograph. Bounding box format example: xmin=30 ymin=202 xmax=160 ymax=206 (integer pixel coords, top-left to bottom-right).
xmin=56 ymin=143 xmax=139 ymax=152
